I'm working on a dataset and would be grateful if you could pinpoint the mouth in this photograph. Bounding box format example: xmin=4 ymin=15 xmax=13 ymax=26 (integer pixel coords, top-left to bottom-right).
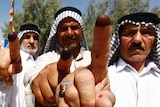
xmin=63 ymin=37 xmax=76 ymax=44
xmin=129 ymin=46 xmax=144 ymax=51
xmin=27 ymin=45 xmax=36 ymax=49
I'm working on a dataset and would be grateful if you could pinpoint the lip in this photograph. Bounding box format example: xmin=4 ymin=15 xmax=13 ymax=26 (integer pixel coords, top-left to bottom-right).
xmin=27 ymin=46 xmax=36 ymax=49
xmin=129 ymin=47 xmax=144 ymax=51
xmin=128 ymin=48 xmax=144 ymax=55
xmin=64 ymin=38 xmax=75 ymax=43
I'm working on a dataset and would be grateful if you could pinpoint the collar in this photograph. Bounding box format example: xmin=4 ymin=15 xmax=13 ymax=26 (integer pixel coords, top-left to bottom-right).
xmin=116 ymin=58 xmax=160 ymax=73
xmin=20 ymin=50 xmax=37 ymax=61
xmin=75 ymin=47 xmax=87 ymax=61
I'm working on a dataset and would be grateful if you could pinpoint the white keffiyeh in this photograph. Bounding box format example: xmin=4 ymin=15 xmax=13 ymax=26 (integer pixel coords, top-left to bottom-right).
xmin=43 ymin=7 xmax=88 ymax=53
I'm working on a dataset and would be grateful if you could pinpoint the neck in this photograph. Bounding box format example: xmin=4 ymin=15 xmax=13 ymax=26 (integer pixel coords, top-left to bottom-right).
xmin=72 ymin=47 xmax=81 ymax=58
xmin=127 ymin=60 xmax=147 ymax=73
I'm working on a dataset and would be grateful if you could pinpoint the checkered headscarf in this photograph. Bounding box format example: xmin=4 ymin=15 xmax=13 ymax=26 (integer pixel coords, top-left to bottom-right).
xmin=108 ymin=12 xmax=160 ymax=69
xmin=18 ymin=23 xmax=40 ymax=40
xmin=43 ymin=7 xmax=88 ymax=53
xmin=18 ymin=23 xmax=41 ymax=57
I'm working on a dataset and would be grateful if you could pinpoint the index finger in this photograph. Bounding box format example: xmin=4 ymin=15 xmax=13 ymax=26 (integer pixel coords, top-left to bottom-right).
xmin=90 ymin=15 xmax=112 ymax=84
xmin=8 ymin=32 xmax=22 ymax=74
xmin=57 ymin=48 xmax=73 ymax=83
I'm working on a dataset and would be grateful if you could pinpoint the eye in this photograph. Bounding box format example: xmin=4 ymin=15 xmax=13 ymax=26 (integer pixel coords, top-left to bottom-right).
xmin=71 ymin=25 xmax=79 ymax=30
xmin=141 ymin=29 xmax=156 ymax=36
xmin=121 ymin=29 xmax=136 ymax=37
xmin=61 ymin=26 xmax=68 ymax=31
xmin=33 ymin=35 xmax=39 ymax=40
xmin=23 ymin=35 xmax=31 ymax=39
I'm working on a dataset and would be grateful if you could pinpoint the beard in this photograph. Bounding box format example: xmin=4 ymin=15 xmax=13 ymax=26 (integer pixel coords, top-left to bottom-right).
xmin=20 ymin=44 xmax=38 ymax=55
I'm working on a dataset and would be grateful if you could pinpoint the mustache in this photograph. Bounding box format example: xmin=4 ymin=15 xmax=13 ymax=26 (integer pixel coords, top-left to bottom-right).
xmin=129 ymin=42 xmax=144 ymax=51
xmin=27 ymin=43 xmax=37 ymax=49
xmin=63 ymin=35 xmax=76 ymax=40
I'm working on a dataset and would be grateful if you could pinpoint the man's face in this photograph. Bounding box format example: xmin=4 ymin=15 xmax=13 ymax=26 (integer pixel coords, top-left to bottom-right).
xmin=56 ymin=17 xmax=83 ymax=50
xmin=20 ymin=32 xmax=39 ymax=55
xmin=119 ymin=23 xmax=156 ymax=64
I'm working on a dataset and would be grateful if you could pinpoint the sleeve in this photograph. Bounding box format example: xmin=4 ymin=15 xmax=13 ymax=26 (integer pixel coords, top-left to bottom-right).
xmin=23 ymin=51 xmax=60 ymax=107
xmin=24 ymin=51 xmax=60 ymax=86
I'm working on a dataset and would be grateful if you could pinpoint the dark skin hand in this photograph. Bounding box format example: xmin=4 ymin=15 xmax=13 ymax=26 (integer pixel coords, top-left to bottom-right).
xmin=55 ymin=15 xmax=115 ymax=107
xmin=32 ymin=48 xmax=73 ymax=106
xmin=32 ymin=15 xmax=115 ymax=107
xmin=0 ymin=32 xmax=22 ymax=85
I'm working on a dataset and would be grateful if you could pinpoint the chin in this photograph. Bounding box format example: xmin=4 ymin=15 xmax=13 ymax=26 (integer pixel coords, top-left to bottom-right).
xmin=25 ymin=48 xmax=38 ymax=55
xmin=69 ymin=44 xmax=77 ymax=49
xmin=129 ymin=55 xmax=146 ymax=62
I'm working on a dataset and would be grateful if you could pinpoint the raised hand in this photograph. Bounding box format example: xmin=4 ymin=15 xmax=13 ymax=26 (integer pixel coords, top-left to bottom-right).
xmin=0 ymin=32 xmax=22 ymax=85
xmin=32 ymin=48 xmax=73 ymax=106
xmin=56 ymin=15 xmax=115 ymax=107
xmin=75 ymin=15 xmax=114 ymax=107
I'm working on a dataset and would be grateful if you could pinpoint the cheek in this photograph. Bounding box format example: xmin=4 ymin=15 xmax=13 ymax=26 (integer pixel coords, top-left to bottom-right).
xmin=57 ymin=35 xmax=64 ymax=46
xmin=34 ymin=41 xmax=39 ymax=46
xmin=145 ymin=37 xmax=155 ymax=49
xmin=76 ymin=31 xmax=83 ymax=41
xmin=119 ymin=38 xmax=130 ymax=50
xmin=119 ymin=38 xmax=131 ymax=57
xmin=21 ymin=40 xmax=28 ymax=46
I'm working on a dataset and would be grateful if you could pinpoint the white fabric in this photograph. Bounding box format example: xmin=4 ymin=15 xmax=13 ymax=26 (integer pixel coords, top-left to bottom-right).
xmin=0 ymin=77 xmax=17 ymax=107
xmin=18 ymin=30 xmax=40 ymax=40
xmin=24 ymin=47 xmax=91 ymax=106
xmin=108 ymin=58 xmax=160 ymax=107
xmin=0 ymin=50 xmax=36 ymax=107
xmin=16 ymin=50 xmax=37 ymax=107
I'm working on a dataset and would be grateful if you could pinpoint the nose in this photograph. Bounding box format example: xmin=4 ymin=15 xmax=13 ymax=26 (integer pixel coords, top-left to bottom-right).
xmin=66 ymin=27 xmax=74 ymax=36
xmin=29 ymin=36 xmax=34 ymax=43
xmin=132 ymin=31 xmax=143 ymax=43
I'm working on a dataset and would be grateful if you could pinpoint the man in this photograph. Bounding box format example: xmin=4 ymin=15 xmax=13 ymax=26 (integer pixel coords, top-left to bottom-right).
xmin=24 ymin=7 xmax=115 ymax=107
xmin=18 ymin=23 xmax=40 ymax=64
xmin=0 ymin=32 xmax=22 ymax=107
xmin=108 ymin=12 xmax=160 ymax=107
xmin=0 ymin=23 xmax=40 ymax=107
xmin=24 ymin=7 xmax=89 ymax=106
xmin=17 ymin=23 xmax=40 ymax=107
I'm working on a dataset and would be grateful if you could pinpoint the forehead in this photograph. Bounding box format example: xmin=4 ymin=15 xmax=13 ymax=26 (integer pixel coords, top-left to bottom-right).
xmin=58 ymin=17 xmax=79 ymax=26
xmin=23 ymin=32 xmax=38 ymax=36
xmin=122 ymin=23 xmax=155 ymax=29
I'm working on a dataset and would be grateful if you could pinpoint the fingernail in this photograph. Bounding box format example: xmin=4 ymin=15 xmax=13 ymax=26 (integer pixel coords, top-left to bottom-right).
xmin=95 ymin=15 xmax=111 ymax=26
xmin=8 ymin=32 xmax=17 ymax=42
xmin=61 ymin=48 xmax=73 ymax=60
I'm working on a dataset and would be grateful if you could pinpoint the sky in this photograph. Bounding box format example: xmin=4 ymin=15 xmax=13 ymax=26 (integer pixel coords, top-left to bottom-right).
xmin=0 ymin=0 xmax=160 ymax=40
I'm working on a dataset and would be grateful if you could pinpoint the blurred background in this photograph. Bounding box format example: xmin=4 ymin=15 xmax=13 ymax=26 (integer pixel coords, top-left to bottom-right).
xmin=0 ymin=0 xmax=160 ymax=52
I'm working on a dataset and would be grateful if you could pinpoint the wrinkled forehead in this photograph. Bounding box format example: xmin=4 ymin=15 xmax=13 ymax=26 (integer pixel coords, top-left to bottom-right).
xmin=58 ymin=17 xmax=80 ymax=26
xmin=21 ymin=32 xmax=39 ymax=41
xmin=122 ymin=23 xmax=155 ymax=29
xmin=23 ymin=32 xmax=39 ymax=37
xmin=118 ymin=22 xmax=157 ymax=35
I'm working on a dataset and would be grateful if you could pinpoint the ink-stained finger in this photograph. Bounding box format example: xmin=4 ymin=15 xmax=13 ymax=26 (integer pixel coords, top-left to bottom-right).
xmin=8 ymin=32 xmax=22 ymax=74
xmin=90 ymin=15 xmax=112 ymax=84
xmin=93 ymin=15 xmax=111 ymax=55
xmin=57 ymin=48 xmax=73 ymax=83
